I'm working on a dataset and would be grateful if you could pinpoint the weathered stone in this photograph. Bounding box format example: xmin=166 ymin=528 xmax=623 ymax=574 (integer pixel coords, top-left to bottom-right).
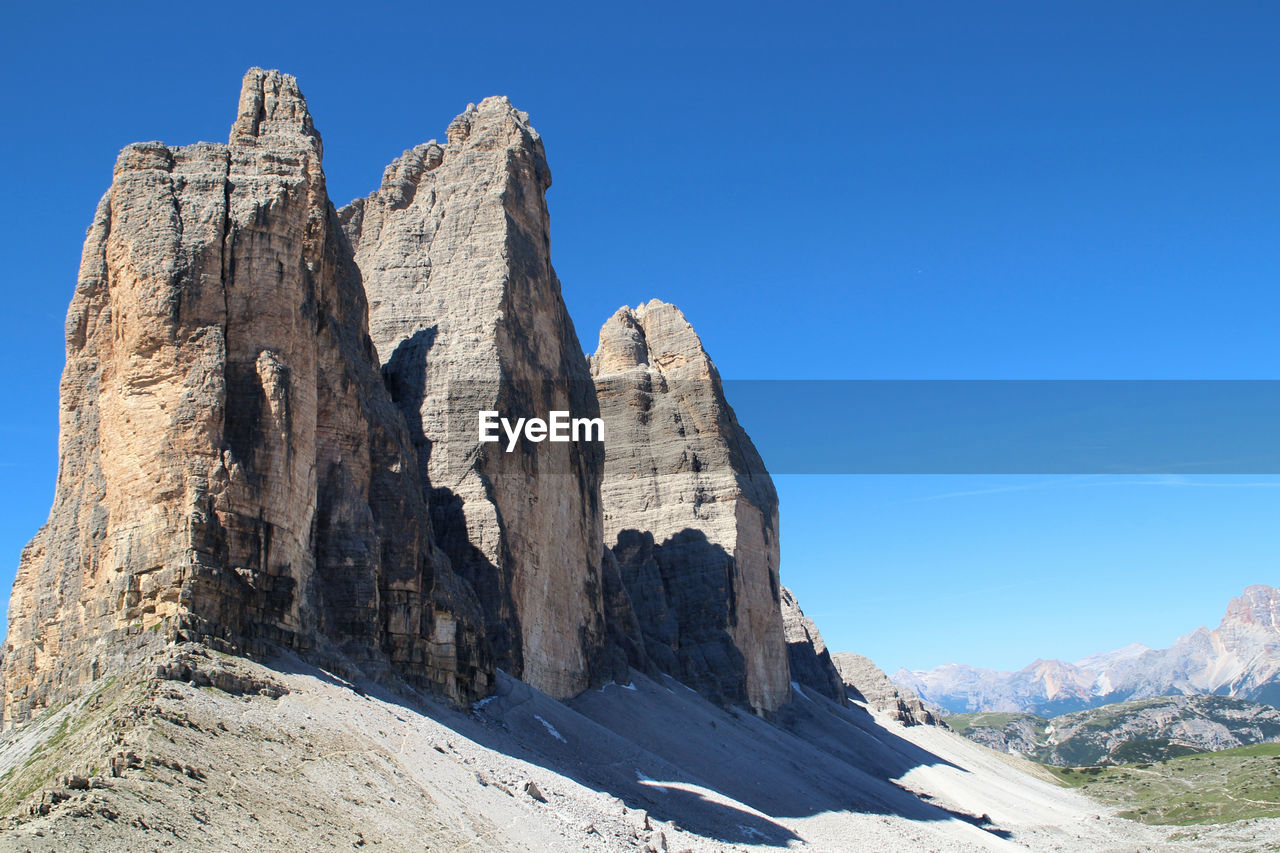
xmin=832 ymin=652 xmax=940 ymax=726
xmin=1 ymin=69 xmax=490 ymax=727
xmin=340 ymin=98 xmax=609 ymax=699
xmin=590 ymin=300 xmax=790 ymax=714
xmin=779 ymin=588 xmax=846 ymax=705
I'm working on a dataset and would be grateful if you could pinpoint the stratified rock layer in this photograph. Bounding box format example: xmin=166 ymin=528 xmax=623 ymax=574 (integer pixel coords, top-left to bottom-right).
xmin=780 ymin=588 xmax=846 ymax=705
xmin=1 ymin=69 xmax=489 ymax=727
xmin=832 ymin=652 xmax=939 ymax=726
xmin=340 ymin=98 xmax=609 ymax=699
xmin=590 ymin=301 xmax=790 ymax=714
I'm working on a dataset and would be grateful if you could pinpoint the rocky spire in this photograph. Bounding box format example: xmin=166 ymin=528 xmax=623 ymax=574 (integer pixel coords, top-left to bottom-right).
xmin=1 ymin=69 xmax=490 ymax=727
xmin=590 ymin=300 xmax=791 ymax=715
xmin=340 ymin=97 xmax=612 ymax=699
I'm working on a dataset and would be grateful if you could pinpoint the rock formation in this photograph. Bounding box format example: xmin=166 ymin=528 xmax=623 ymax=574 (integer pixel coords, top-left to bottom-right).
xmin=1 ymin=69 xmax=490 ymax=727
xmin=779 ymin=588 xmax=846 ymax=704
xmin=832 ymin=652 xmax=940 ymax=726
xmin=590 ymin=300 xmax=790 ymax=714
xmin=339 ymin=98 xmax=610 ymax=698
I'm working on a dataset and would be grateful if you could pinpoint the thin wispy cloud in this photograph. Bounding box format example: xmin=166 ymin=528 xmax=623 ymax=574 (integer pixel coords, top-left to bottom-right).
xmin=909 ymin=475 xmax=1100 ymax=502
xmin=912 ymin=475 xmax=1280 ymax=502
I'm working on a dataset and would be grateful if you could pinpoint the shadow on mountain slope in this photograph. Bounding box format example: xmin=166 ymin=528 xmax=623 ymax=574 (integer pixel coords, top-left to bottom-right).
xmin=285 ymin=654 xmax=1010 ymax=847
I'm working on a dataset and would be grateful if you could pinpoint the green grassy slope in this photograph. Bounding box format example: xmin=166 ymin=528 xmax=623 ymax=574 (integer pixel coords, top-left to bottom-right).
xmin=1045 ymin=743 xmax=1280 ymax=825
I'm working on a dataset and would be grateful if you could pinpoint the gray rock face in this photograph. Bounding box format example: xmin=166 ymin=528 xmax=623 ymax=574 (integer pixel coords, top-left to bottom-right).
xmin=590 ymin=301 xmax=790 ymax=714
xmin=832 ymin=653 xmax=939 ymax=726
xmin=340 ymin=98 xmax=609 ymax=699
xmin=1 ymin=69 xmax=490 ymax=727
xmin=779 ymin=588 xmax=845 ymax=705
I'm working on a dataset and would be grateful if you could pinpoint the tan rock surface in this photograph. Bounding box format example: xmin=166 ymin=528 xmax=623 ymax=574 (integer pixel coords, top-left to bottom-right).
xmin=833 ymin=652 xmax=941 ymax=726
xmin=590 ymin=300 xmax=790 ymax=714
xmin=340 ymin=98 xmax=609 ymax=699
xmin=1 ymin=69 xmax=489 ymax=727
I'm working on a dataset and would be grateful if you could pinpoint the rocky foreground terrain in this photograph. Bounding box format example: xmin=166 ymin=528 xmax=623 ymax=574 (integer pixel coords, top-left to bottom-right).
xmin=897 ymin=585 xmax=1280 ymax=715
xmin=4 ymin=647 xmax=1278 ymax=852
xmin=946 ymin=695 xmax=1280 ymax=767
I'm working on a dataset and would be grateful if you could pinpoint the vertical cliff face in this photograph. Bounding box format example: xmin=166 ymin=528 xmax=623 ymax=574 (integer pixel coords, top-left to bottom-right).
xmin=779 ymin=588 xmax=846 ymax=705
xmin=339 ymin=99 xmax=609 ymax=699
xmin=1 ymin=69 xmax=489 ymax=727
xmin=590 ymin=301 xmax=790 ymax=714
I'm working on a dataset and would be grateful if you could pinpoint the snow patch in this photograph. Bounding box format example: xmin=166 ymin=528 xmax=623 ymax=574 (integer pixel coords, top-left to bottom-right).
xmin=634 ymin=770 xmax=669 ymax=792
xmin=533 ymin=714 xmax=566 ymax=743
xmin=598 ymin=680 xmax=638 ymax=693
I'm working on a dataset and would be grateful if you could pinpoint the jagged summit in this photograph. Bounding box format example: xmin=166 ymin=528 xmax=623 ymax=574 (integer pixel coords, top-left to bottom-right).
xmin=446 ymin=95 xmax=540 ymax=146
xmin=593 ymin=300 xmax=718 ymax=378
xmin=230 ymin=68 xmax=320 ymax=145
xmin=1224 ymin=584 xmax=1280 ymax=629
xmin=343 ymin=96 xmax=541 ymax=225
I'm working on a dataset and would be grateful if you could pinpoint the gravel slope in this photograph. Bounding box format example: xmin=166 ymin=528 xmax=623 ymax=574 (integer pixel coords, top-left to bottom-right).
xmin=1 ymin=648 xmax=1275 ymax=852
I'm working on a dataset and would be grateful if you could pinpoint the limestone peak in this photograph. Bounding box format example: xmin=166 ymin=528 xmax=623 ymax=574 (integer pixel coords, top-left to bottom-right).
xmin=592 ymin=300 xmax=715 ymax=381
xmin=230 ymin=68 xmax=320 ymax=150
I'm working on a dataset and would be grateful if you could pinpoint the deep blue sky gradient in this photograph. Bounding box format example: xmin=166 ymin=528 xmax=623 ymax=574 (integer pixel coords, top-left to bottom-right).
xmin=1 ymin=1 xmax=1277 ymax=673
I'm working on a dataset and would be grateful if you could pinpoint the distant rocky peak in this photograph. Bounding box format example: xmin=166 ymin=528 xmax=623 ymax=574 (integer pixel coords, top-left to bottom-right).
xmin=1073 ymin=641 xmax=1151 ymax=672
xmin=1222 ymin=584 xmax=1280 ymax=630
xmin=901 ymin=584 xmax=1280 ymax=715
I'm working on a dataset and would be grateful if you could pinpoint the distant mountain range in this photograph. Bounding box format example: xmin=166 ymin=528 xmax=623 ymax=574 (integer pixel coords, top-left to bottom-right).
xmin=894 ymin=585 xmax=1280 ymax=715
xmin=945 ymin=694 xmax=1280 ymax=766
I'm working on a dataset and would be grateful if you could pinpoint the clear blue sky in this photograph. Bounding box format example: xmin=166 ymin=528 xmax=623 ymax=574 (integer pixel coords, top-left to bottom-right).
xmin=2 ymin=1 xmax=1277 ymax=674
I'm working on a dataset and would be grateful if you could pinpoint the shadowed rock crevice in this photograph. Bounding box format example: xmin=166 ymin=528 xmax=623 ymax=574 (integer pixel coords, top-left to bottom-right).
xmin=611 ymin=529 xmax=750 ymax=706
